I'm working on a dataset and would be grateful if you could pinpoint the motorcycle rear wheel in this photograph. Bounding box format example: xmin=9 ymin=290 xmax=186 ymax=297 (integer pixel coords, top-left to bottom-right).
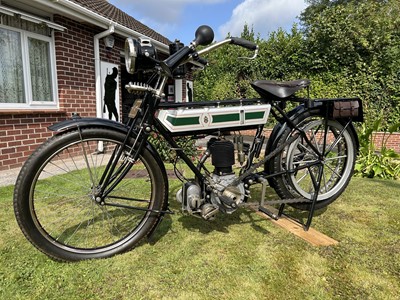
xmin=269 ymin=113 xmax=357 ymax=210
xmin=14 ymin=127 xmax=165 ymax=261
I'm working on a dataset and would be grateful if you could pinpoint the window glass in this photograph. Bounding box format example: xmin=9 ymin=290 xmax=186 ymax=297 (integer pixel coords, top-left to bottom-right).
xmin=0 ymin=21 xmax=57 ymax=108
xmin=0 ymin=27 xmax=25 ymax=103
xmin=28 ymin=37 xmax=53 ymax=102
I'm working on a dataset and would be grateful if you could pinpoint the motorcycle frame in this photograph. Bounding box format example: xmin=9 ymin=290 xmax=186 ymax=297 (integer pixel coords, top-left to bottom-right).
xmin=88 ymin=76 xmax=360 ymax=230
xmin=51 ymin=31 xmax=363 ymax=228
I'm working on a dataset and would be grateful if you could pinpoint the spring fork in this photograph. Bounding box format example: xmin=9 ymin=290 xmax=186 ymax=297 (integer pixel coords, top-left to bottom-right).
xmin=99 ymin=106 xmax=150 ymax=197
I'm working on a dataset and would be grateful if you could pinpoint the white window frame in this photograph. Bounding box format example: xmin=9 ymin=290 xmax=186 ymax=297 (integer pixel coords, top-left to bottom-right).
xmin=0 ymin=24 xmax=59 ymax=110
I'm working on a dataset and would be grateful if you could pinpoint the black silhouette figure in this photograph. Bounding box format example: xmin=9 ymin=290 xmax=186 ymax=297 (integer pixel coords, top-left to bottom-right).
xmin=187 ymin=82 xmax=193 ymax=102
xmin=103 ymin=67 xmax=119 ymax=121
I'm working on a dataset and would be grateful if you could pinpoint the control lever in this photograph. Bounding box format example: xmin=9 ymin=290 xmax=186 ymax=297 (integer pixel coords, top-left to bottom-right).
xmin=230 ymin=37 xmax=259 ymax=59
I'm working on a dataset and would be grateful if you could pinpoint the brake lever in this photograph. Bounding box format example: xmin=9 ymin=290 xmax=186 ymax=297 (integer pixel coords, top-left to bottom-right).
xmin=186 ymin=52 xmax=208 ymax=69
xmin=190 ymin=60 xmax=206 ymax=70
xmin=239 ymin=46 xmax=259 ymax=60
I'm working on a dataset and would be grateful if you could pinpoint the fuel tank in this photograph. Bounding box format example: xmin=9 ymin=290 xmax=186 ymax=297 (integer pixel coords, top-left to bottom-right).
xmin=156 ymin=104 xmax=271 ymax=133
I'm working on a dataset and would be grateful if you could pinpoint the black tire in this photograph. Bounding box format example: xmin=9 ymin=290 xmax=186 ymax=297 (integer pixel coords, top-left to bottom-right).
xmin=269 ymin=112 xmax=357 ymax=210
xmin=14 ymin=127 xmax=166 ymax=261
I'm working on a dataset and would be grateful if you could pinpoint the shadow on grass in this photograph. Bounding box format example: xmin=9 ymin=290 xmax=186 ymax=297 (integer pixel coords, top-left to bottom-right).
xmin=177 ymin=208 xmax=271 ymax=235
xmin=148 ymin=177 xmax=342 ymax=245
xmin=147 ymin=213 xmax=174 ymax=245
xmin=148 ymin=183 xmax=272 ymax=245
xmin=276 ymin=206 xmax=328 ymax=228
xmin=360 ymin=177 xmax=400 ymax=189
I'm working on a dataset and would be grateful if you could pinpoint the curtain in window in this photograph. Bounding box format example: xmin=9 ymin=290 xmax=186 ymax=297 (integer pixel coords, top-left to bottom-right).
xmin=2 ymin=14 xmax=52 ymax=36
xmin=0 ymin=28 xmax=25 ymax=103
xmin=28 ymin=38 xmax=52 ymax=102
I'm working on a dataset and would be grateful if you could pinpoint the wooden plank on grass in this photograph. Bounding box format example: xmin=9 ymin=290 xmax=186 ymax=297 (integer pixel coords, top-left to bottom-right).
xmin=246 ymin=203 xmax=339 ymax=246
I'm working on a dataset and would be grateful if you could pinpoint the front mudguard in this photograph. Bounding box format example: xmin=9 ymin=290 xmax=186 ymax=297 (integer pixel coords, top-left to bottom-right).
xmin=48 ymin=117 xmax=128 ymax=133
xmin=48 ymin=117 xmax=170 ymax=217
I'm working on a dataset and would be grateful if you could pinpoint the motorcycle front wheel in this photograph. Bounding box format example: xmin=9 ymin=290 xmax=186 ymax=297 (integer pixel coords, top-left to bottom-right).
xmin=14 ymin=127 xmax=166 ymax=261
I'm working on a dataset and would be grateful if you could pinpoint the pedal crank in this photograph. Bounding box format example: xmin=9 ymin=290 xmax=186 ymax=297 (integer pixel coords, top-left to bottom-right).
xmin=253 ymin=177 xmax=313 ymax=229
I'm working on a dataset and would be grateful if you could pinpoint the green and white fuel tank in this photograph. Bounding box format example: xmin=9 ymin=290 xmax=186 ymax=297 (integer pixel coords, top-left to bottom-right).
xmin=157 ymin=103 xmax=271 ymax=133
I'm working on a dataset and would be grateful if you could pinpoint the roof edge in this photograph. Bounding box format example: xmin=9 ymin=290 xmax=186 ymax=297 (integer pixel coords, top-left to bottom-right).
xmin=34 ymin=0 xmax=169 ymax=53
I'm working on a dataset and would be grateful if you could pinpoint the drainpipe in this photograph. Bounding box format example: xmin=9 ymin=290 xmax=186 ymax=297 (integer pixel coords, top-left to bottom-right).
xmin=94 ymin=24 xmax=115 ymax=119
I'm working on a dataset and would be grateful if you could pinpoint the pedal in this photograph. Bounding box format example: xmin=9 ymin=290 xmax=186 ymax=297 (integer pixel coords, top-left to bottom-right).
xmin=201 ymin=203 xmax=219 ymax=220
xmin=258 ymin=206 xmax=279 ymax=220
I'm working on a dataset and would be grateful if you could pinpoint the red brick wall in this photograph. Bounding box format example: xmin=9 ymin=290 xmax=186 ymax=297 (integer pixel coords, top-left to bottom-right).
xmin=54 ymin=15 xmax=123 ymax=117
xmin=241 ymin=129 xmax=400 ymax=153
xmin=372 ymin=132 xmax=400 ymax=153
xmin=0 ymin=112 xmax=66 ymax=170
xmin=54 ymin=16 xmax=96 ymax=116
xmin=0 ymin=15 xmax=124 ymax=171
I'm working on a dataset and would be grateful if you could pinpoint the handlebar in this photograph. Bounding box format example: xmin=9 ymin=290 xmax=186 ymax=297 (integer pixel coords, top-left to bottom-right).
xmin=230 ymin=37 xmax=258 ymax=51
xmin=195 ymin=56 xmax=209 ymax=66
xmin=161 ymin=36 xmax=259 ymax=76
xmin=160 ymin=46 xmax=193 ymax=76
xmin=190 ymin=52 xmax=209 ymax=68
xmin=195 ymin=36 xmax=258 ymax=57
xmin=125 ymin=26 xmax=259 ymax=95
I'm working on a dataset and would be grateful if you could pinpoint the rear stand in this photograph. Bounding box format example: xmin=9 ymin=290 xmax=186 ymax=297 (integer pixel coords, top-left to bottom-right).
xmin=258 ymin=163 xmax=324 ymax=231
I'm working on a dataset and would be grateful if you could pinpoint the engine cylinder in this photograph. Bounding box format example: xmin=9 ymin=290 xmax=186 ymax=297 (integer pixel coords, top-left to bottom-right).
xmin=208 ymin=139 xmax=235 ymax=175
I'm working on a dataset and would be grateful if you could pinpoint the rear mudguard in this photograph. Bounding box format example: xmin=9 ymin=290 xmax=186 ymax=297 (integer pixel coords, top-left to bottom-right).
xmin=48 ymin=118 xmax=170 ymax=233
xmin=265 ymin=102 xmax=360 ymax=176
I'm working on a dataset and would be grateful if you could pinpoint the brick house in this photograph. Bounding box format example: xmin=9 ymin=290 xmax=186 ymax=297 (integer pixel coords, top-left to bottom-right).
xmin=0 ymin=0 xmax=193 ymax=171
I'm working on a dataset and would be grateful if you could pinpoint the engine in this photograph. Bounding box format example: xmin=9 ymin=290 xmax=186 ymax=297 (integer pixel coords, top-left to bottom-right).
xmin=176 ymin=138 xmax=246 ymax=220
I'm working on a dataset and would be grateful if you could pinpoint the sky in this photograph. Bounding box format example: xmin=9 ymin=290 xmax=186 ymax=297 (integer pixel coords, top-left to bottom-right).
xmin=108 ymin=0 xmax=308 ymax=44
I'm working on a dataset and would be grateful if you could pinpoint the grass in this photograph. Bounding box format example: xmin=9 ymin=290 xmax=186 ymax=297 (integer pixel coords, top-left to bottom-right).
xmin=0 ymin=177 xmax=399 ymax=299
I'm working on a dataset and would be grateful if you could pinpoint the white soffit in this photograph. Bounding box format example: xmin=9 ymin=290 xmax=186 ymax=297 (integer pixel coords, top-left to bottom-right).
xmin=0 ymin=5 xmax=66 ymax=31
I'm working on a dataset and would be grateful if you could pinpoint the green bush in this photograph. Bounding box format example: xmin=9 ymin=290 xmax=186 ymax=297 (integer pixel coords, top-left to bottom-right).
xmin=194 ymin=0 xmax=400 ymax=129
xmin=355 ymin=118 xmax=400 ymax=179
xmin=148 ymin=133 xmax=197 ymax=163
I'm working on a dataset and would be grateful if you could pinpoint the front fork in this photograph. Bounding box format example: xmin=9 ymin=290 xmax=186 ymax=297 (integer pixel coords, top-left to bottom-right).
xmin=97 ymin=102 xmax=152 ymax=199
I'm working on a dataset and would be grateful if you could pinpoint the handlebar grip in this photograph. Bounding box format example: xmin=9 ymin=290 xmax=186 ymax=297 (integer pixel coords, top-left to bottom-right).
xmin=230 ymin=37 xmax=258 ymax=51
xmin=196 ymin=57 xmax=208 ymax=65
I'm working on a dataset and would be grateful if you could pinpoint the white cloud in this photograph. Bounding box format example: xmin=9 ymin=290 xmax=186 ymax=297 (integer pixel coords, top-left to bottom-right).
xmin=219 ymin=0 xmax=307 ymax=38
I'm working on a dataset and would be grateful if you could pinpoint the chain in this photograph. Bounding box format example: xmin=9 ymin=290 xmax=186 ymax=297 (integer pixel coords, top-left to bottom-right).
xmin=261 ymin=198 xmax=311 ymax=205
xmin=241 ymin=198 xmax=311 ymax=209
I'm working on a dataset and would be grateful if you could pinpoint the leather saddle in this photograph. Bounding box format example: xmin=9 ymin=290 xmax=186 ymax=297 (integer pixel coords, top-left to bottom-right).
xmin=251 ymin=79 xmax=310 ymax=99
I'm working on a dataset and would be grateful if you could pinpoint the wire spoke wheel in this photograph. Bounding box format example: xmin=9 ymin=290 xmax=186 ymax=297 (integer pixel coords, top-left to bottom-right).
xmin=285 ymin=119 xmax=354 ymax=200
xmin=269 ymin=113 xmax=357 ymax=210
xmin=14 ymin=128 xmax=165 ymax=261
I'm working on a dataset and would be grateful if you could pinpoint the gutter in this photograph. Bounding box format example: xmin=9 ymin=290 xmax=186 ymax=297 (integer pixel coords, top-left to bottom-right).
xmin=94 ymin=25 xmax=115 ymax=119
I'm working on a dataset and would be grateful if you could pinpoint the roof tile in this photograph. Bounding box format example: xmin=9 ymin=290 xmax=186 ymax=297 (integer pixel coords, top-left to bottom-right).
xmin=70 ymin=0 xmax=170 ymax=45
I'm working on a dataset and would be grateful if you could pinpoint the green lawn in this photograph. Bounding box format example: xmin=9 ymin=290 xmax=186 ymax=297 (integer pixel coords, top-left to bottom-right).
xmin=0 ymin=177 xmax=399 ymax=299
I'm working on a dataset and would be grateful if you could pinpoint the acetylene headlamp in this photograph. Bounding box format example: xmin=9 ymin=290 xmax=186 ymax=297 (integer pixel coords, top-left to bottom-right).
xmin=125 ymin=37 xmax=157 ymax=74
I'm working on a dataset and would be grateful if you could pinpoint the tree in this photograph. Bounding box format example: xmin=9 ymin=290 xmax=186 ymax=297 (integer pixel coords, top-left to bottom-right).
xmin=194 ymin=24 xmax=261 ymax=100
xmin=193 ymin=1 xmax=400 ymax=126
xmin=300 ymin=0 xmax=400 ymax=125
xmin=193 ymin=24 xmax=306 ymax=100
xmin=301 ymin=0 xmax=400 ymax=73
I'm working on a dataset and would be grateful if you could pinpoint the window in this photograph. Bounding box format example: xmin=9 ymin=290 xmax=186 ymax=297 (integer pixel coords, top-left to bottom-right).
xmin=0 ymin=18 xmax=57 ymax=109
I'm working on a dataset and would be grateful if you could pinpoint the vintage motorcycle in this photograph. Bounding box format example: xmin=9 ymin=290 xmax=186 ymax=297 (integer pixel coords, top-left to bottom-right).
xmin=13 ymin=26 xmax=363 ymax=261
